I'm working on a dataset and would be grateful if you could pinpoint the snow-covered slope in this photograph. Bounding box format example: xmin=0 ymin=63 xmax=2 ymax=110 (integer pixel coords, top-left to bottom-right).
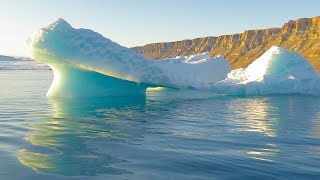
xmin=27 ymin=18 xmax=230 ymax=97
xmin=211 ymin=46 xmax=320 ymax=95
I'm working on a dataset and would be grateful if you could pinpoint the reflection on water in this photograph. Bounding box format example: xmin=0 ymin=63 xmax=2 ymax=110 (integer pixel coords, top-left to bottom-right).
xmin=3 ymin=71 xmax=320 ymax=179
xmin=16 ymin=89 xmax=320 ymax=178
xmin=229 ymin=98 xmax=277 ymax=137
xmin=312 ymin=112 xmax=320 ymax=139
xmin=18 ymin=96 xmax=146 ymax=176
xmin=228 ymin=96 xmax=320 ymax=162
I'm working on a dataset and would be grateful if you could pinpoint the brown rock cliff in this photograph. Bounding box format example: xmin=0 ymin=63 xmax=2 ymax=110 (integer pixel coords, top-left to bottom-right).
xmin=132 ymin=16 xmax=320 ymax=72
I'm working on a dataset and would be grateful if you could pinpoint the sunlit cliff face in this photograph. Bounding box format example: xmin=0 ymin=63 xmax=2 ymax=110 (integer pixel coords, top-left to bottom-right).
xmin=132 ymin=16 xmax=320 ymax=72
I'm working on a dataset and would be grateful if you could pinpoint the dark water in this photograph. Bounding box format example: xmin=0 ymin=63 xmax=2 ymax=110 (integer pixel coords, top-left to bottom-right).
xmin=1 ymin=71 xmax=320 ymax=179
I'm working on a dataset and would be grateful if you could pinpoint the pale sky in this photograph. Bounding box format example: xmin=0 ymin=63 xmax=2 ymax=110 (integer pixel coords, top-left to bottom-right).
xmin=1 ymin=0 xmax=320 ymax=56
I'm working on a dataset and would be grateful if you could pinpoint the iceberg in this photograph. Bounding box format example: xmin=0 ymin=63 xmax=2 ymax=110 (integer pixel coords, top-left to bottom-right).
xmin=211 ymin=46 xmax=320 ymax=95
xmin=27 ymin=18 xmax=320 ymax=97
xmin=27 ymin=18 xmax=230 ymax=98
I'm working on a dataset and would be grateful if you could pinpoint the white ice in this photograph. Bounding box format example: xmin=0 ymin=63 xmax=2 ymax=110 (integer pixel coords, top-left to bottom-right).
xmin=211 ymin=46 xmax=320 ymax=95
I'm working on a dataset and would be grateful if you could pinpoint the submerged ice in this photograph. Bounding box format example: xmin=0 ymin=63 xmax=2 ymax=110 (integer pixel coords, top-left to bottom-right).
xmin=27 ymin=18 xmax=320 ymax=97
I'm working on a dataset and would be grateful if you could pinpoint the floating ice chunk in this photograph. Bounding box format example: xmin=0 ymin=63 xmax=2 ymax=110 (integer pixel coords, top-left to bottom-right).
xmin=211 ymin=46 xmax=320 ymax=95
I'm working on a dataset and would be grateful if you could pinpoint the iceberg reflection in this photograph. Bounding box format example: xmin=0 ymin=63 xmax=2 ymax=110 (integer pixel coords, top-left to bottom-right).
xmin=18 ymin=96 xmax=146 ymax=176
xmin=17 ymin=92 xmax=320 ymax=177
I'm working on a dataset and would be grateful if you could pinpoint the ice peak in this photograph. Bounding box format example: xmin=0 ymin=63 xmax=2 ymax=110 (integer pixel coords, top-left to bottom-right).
xmin=47 ymin=18 xmax=72 ymax=31
xmin=56 ymin=18 xmax=69 ymax=25
xmin=266 ymin=46 xmax=286 ymax=55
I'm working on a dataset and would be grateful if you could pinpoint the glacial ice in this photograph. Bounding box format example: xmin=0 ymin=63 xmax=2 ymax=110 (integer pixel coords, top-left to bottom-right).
xmin=211 ymin=46 xmax=320 ymax=95
xmin=27 ymin=18 xmax=230 ymax=97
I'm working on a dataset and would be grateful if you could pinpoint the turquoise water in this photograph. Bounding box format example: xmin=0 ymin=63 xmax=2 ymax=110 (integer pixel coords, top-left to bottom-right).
xmin=1 ymin=71 xmax=320 ymax=179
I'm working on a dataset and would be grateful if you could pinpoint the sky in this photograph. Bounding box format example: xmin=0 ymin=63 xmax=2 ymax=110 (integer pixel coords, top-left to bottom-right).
xmin=1 ymin=0 xmax=320 ymax=56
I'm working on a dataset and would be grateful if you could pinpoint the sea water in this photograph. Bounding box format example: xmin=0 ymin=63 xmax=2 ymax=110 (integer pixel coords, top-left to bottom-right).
xmin=1 ymin=70 xmax=320 ymax=179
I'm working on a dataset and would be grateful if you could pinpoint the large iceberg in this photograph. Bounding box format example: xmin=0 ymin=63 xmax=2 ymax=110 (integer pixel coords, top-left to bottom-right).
xmin=27 ymin=18 xmax=320 ymax=98
xmin=27 ymin=18 xmax=230 ymax=97
xmin=211 ymin=46 xmax=320 ymax=95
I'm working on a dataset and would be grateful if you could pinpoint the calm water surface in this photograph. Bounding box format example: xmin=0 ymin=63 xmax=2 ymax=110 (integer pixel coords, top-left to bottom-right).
xmin=1 ymin=70 xmax=320 ymax=179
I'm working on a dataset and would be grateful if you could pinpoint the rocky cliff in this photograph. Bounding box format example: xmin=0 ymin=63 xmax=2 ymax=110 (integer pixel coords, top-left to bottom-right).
xmin=132 ymin=16 xmax=320 ymax=72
